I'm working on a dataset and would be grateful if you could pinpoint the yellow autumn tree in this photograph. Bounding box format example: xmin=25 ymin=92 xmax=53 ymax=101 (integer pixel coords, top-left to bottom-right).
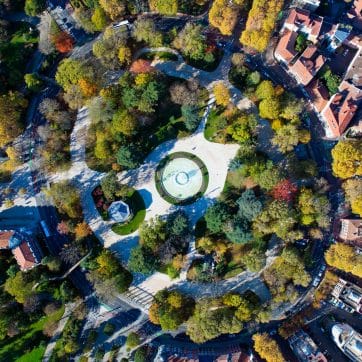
xmin=118 ymin=46 xmax=132 ymax=66
xmin=209 ymin=0 xmax=239 ymax=35
xmin=253 ymin=333 xmax=285 ymax=362
xmin=78 ymin=78 xmax=98 ymax=97
xmin=240 ymin=0 xmax=284 ymax=52
xmin=331 ymin=140 xmax=362 ymax=179
xmin=213 ymin=82 xmax=230 ymax=107
xmin=343 ymin=178 xmax=362 ymax=217
xmin=325 ymin=243 xmax=362 ymax=278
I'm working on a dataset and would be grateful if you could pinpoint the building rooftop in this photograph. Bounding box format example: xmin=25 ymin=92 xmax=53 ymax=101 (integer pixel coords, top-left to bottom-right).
xmin=12 ymin=241 xmax=41 ymax=271
xmin=321 ymin=80 xmax=362 ymax=137
xmin=275 ymin=30 xmax=299 ymax=64
xmin=347 ymin=0 xmax=362 ymax=31
xmin=332 ymin=278 xmax=362 ymax=314
xmin=307 ymin=79 xmax=330 ymax=111
xmin=290 ymin=45 xmax=326 ymax=85
xmin=285 ymin=8 xmax=324 ymax=39
xmin=340 ymin=219 xmax=362 ymax=245
xmin=0 ymin=230 xmax=15 ymax=249
xmin=0 ymin=229 xmax=42 ymax=270
xmin=332 ymin=323 xmax=362 ymax=362
xmin=289 ymin=330 xmax=328 ymax=362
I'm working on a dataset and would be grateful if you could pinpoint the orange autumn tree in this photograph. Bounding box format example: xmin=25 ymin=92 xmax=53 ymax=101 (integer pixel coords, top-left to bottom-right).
xmin=129 ymin=59 xmax=154 ymax=74
xmin=78 ymin=78 xmax=98 ymax=97
xmin=53 ymin=31 xmax=74 ymax=53
xmin=74 ymin=221 xmax=92 ymax=240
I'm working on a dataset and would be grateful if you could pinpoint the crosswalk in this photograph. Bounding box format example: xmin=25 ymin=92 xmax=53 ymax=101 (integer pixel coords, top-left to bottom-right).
xmin=122 ymin=285 xmax=154 ymax=312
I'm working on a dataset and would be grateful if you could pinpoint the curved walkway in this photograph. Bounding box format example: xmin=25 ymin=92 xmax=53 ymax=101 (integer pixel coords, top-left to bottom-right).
xmin=50 ymin=48 xmax=268 ymax=302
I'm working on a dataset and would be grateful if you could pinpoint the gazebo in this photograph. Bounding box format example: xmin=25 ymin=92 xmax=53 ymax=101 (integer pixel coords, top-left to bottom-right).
xmin=108 ymin=200 xmax=132 ymax=223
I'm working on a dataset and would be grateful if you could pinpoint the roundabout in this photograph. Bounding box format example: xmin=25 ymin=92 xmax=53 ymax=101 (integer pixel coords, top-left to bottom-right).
xmin=155 ymin=152 xmax=209 ymax=205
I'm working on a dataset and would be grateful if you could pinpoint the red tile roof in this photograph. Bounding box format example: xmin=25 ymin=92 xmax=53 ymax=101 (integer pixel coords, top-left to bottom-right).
xmin=290 ymin=45 xmax=326 ymax=85
xmin=339 ymin=219 xmax=362 ymax=246
xmin=307 ymin=79 xmax=330 ymax=111
xmin=275 ymin=30 xmax=298 ymax=63
xmin=285 ymin=8 xmax=323 ymax=38
xmin=347 ymin=0 xmax=362 ymax=20
xmin=12 ymin=241 xmax=38 ymax=270
xmin=0 ymin=230 xmax=14 ymax=249
xmin=321 ymin=80 xmax=362 ymax=137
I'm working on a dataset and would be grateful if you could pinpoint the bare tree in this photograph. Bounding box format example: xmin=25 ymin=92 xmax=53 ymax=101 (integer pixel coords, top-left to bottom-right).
xmin=60 ymin=243 xmax=81 ymax=265
xmin=37 ymin=12 xmax=55 ymax=55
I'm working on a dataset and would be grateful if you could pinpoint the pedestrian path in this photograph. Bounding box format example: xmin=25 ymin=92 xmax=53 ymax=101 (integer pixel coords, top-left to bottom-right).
xmin=49 ymin=47 xmax=269 ymax=303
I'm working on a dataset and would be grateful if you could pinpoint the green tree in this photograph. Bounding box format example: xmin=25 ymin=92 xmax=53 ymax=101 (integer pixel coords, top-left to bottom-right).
xmin=241 ymin=248 xmax=266 ymax=272
xmin=169 ymin=212 xmax=189 ymax=236
xmin=95 ymin=250 xmax=133 ymax=292
xmin=132 ymin=18 xmax=163 ymax=47
xmin=126 ymin=332 xmax=140 ymax=348
xmin=247 ymin=160 xmax=282 ymax=190
xmin=44 ymin=181 xmax=82 ymax=219
xmin=0 ymin=91 xmax=27 ymax=147
xmin=112 ymin=109 xmax=138 ymax=136
xmin=181 ymin=105 xmax=200 ymax=131
xmin=24 ymin=73 xmax=43 ymax=92
xmin=4 ymin=272 xmax=35 ymax=304
xmin=253 ymin=200 xmax=298 ymax=240
xmin=93 ymin=26 xmax=128 ymax=69
xmin=224 ymin=217 xmax=252 ymax=244
xmin=128 ymin=246 xmax=158 ymax=274
xmin=237 ymin=189 xmax=263 ymax=221
xmin=150 ymin=289 xmax=195 ymax=331
xmin=55 ymin=59 xmax=87 ymax=91
xmin=173 ymin=23 xmax=206 ymax=60
xmin=246 ymin=71 xmax=261 ymax=86
xmin=272 ymin=124 xmax=310 ymax=153
xmin=24 ymin=0 xmax=45 ymax=16
xmin=139 ymin=217 xmax=167 ymax=251
xmin=151 ymin=0 xmax=178 ymax=15
xmin=116 ymin=144 xmax=142 ymax=169
xmin=91 ymin=7 xmax=108 ymax=31
xmin=134 ymin=347 xmax=148 ymax=362
xmin=99 ymin=0 xmax=125 ymax=20
xmin=186 ymin=298 xmax=242 ymax=343
xmin=204 ymin=202 xmax=231 ymax=234
xmin=41 ymin=255 xmax=62 ymax=272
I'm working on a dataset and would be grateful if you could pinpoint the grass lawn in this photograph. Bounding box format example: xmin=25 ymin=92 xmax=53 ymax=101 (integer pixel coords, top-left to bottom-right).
xmin=184 ymin=49 xmax=223 ymax=72
xmin=140 ymin=51 xmax=178 ymax=61
xmin=0 ymin=306 xmax=64 ymax=362
xmin=16 ymin=346 xmax=46 ymax=362
xmin=204 ymin=108 xmax=226 ymax=142
xmin=111 ymin=191 xmax=146 ymax=235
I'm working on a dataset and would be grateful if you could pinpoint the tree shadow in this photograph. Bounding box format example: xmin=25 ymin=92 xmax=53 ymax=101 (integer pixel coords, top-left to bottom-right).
xmin=138 ymin=188 xmax=152 ymax=209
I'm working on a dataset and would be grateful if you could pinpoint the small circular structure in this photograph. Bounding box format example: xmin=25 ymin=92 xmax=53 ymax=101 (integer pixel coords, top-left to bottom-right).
xmin=108 ymin=200 xmax=132 ymax=223
xmin=155 ymin=152 xmax=209 ymax=205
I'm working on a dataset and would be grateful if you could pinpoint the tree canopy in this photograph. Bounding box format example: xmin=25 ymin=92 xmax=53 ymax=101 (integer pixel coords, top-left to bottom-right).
xmin=253 ymin=333 xmax=285 ymax=362
xmin=331 ymin=140 xmax=362 ymax=179
xmin=0 ymin=91 xmax=27 ymax=147
xmin=325 ymin=243 xmax=362 ymax=278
